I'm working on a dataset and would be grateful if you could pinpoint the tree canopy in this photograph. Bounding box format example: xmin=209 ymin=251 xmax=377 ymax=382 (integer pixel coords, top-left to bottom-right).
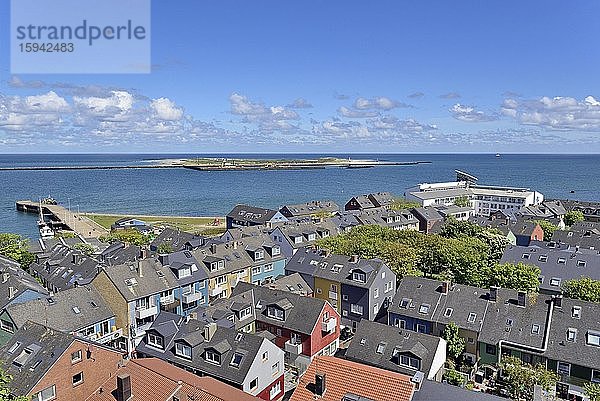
xmin=533 ymin=220 xmax=558 ymax=241
xmin=389 ymin=198 xmax=421 ymax=211
xmin=564 ymin=210 xmax=585 ymax=227
xmin=100 ymin=229 xmax=151 ymax=246
xmin=442 ymin=322 xmax=465 ymax=361
xmin=563 ymin=277 xmax=600 ymax=303
xmin=585 ymin=383 xmax=600 ymax=401
xmin=0 ymin=233 xmax=34 ymax=270
xmin=0 ymin=365 xmax=27 ymax=401
xmin=499 ymin=356 xmax=558 ymax=401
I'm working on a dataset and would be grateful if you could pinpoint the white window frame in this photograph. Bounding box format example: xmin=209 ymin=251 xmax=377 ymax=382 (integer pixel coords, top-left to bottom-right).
xmin=71 ymin=349 xmax=82 ymax=364
xmin=270 ymin=381 xmax=281 ymax=399
xmin=32 ymin=385 xmax=56 ymax=401
xmin=72 ymin=371 xmax=84 ymax=387
xmin=175 ymin=343 xmax=192 ymax=359
xmin=350 ymin=304 xmax=363 ymax=315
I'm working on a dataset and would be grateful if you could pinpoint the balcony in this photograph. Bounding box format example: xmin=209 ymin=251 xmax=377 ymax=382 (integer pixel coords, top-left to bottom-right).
xmin=182 ymin=291 xmax=204 ymax=304
xmin=322 ymin=317 xmax=337 ymax=333
xmin=135 ymin=304 xmax=158 ymax=319
xmin=160 ymin=295 xmax=175 ymax=305
xmin=210 ymin=286 xmax=225 ymax=297
xmin=285 ymin=339 xmax=303 ymax=354
xmin=93 ymin=328 xmax=123 ymax=344
xmin=328 ymin=291 xmax=338 ymax=300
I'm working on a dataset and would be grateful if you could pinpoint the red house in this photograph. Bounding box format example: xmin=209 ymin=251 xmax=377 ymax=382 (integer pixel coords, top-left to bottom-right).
xmin=233 ymin=282 xmax=340 ymax=374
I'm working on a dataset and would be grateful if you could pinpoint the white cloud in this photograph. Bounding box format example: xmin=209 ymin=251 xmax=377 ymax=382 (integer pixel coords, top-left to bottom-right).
xmin=450 ymin=103 xmax=498 ymax=122
xmin=337 ymin=106 xmax=378 ymax=118
xmin=353 ymin=96 xmax=410 ymax=110
xmin=287 ymin=98 xmax=313 ymax=109
xmin=151 ymin=98 xmax=184 ymax=121
xmin=502 ymin=95 xmax=600 ymax=131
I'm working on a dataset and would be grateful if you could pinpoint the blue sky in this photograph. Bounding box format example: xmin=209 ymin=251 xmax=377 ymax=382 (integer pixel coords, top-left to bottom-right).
xmin=1 ymin=1 xmax=600 ymax=153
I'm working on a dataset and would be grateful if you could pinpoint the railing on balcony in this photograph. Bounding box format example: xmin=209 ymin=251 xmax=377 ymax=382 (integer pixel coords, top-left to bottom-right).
xmin=135 ymin=304 xmax=158 ymax=319
xmin=182 ymin=291 xmax=204 ymax=304
xmin=160 ymin=295 xmax=175 ymax=305
xmin=322 ymin=317 xmax=336 ymax=333
xmin=93 ymin=328 xmax=123 ymax=344
xmin=285 ymin=339 xmax=303 ymax=354
xmin=328 ymin=291 xmax=338 ymax=300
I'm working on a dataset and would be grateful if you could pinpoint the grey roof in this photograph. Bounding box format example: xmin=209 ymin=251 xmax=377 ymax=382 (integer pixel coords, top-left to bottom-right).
xmin=0 ymin=321 xmax=75 ymax=395
xmin=330 ymin=212 xmax=362 ymax=231
xmin=271 ymin=219 xmax=339 ymax=249
xmin=6 ymin=285 xmax=114 ymax=332
xmin=99 ymin=242 xmax=141 ymax=266
xmin=408 ymin=187 xmax=472 ymax=201
xmin=280 ymin=200 xmax=340 ymax=217
xmin=552 ymin=222 xmax=600 ymax=250
xmin=227 ymin=204 xmax=282 ymax=225
xmin=102 ymin=258 xmax=179 ymax=301
xmin=345 ymin=320 xmax=444 ymax=377
xmin=354 ymin=207 xmax=418 ymax=230
xmin=150 ymin=228 xmax=205 ymax=252
xmin=479 ymin=289 xmax=552 ymax=349
xmin=286 ymin=248 xmax=387 ymax=289
xmin=161 ymin=250 xmax=209 ymax=286
xmin=232 ymin=282 xmax=328 ymax=335
xmin=413 ymin=380 xmax=506 ymax=401
xmin=560 ymin=199 xmax=600 ymax=218
xmin=220 ymin=225 xmax=269 ymax=241
xmin=390 ymin=277 xmax=490 ymax=333
xmin=411 ymin=207 xmax=444 ymax=222
xmin=345 ymin=194 xmax=376 ymax=210
xmin=191 ymin=241 xmax=253 ymax=280
xmin=509 ymin=220 xmax=540 ymax=237
xmin=468 ymin=216 xmax=513 ymax=236
xmin=267 ymin=273 xmax=312 ymax=296
xmin=29 ymin=244 xmax=101 ymax=291
xmin=519 ymin=200 xmax=566 ymax=219
xmin=0 ymin=255 xmax=48 ymax=310
xmin=136 ymin=311 xmax=267 ymax=386
xmin=199 ymin=289 xmax=256 ymax=330
xmin=500 ymin=242 xmax=600 ymax=293
xmin=368 ymin=192 xmax=395 ymax=208
xmin=544 ymin=297 xmax=600 ymax=370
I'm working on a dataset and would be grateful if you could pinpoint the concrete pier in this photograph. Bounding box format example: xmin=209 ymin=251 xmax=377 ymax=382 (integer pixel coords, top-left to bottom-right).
xmin=16 ymin=200 xmax=109 ymax=238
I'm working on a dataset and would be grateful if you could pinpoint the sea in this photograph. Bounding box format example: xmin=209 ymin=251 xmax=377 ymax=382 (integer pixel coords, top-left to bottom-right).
xmin=1 ymin=153 xmax=598 ymax=239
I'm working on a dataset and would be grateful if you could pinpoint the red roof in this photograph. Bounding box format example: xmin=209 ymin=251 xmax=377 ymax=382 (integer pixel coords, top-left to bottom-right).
xmin=86 ymin=358 xmax=258 ymax=401
xmin=290 ymin=356 xmax=415 ymax=401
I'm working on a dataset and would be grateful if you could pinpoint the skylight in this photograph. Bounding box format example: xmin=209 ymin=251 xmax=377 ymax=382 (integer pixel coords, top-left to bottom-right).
xmin=419 ymin=304 xmax=430 ymax=314
xmin=230 ymin=352 xmax=244 ymax=367
xmin=376 ymin=342 xmax=386 ymax=354
xmin=467 ymin=313 xmax=476 ymax=323
xmin=532 ymin=324 xmax=540 ymax=334
xmin=444 ymin=308 xmax=453 ymax=317
xmin=73 ymin=306 xmax=81 ymax=314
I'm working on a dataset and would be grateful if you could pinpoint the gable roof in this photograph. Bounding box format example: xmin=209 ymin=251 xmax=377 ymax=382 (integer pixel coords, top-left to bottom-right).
xmin=267 ymin=273 xmax=312 ymax=296
xmin=345 ymin=320 xmax=445 ymax=378
xmin=6 ymin=285 xmax=113 ymax=332
xmin=102 ymin=258 xmax=179 ymax=301
xmin=150 ymin=228 xmax=206 ymax=252
xmin=232 ymin=282 xmax=330 ymax=335
xmin=280 ymin=200 xmax=339 ymax=217
xmin=227 ymin=204 xmax=284 ymax=225
xmin=0 ymin=255 xmax=48 ymax=310
xmin=0 ymin=321 xmax=76 ymax=395
xmin=290 ymin=356 xmax=414 ymax=401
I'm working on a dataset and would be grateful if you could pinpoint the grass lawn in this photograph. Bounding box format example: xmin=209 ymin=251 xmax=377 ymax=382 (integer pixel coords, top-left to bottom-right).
xmin=86 ymin=213 xmax=225 ymax=235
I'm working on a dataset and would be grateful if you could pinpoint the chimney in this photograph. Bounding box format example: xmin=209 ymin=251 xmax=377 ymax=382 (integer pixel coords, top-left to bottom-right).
xmin=159 ymin=254 xmax=169 ymax=266
xmin=2 ymin=272 xmax=9 ymax=284
xmin=489 ymin=286 xmax=498 ymax=302
xmin=136 ymin=260 xmax=143 ymax=278
xmin=116 ymin=374 xmax=132 ymax=401
xmin=140 ymin=247 xmax=148 ymax=259
xmin=554 ymin=294 xmax=563 ymax=308
xmin=517 ymin=291 xmax=526 ymax=307
xmin=315 ymin=373 xmax=326 ymax=396
xmin=350 ymin=255 xmax=359 ymax=263
xmin=210 ymin=243 xmax=217 ymax=254
xmin=203 ymin=322 xmax=217 ymax=342
xmin=8 ymin=286 xmax=15 ymax=300
xmin=72 ymin=253 xmax=80 ymax=265
xmin=233 ymin=241 xmax=238 ymax=250
xmin=441 ymin=281 xmax=449 ymax=295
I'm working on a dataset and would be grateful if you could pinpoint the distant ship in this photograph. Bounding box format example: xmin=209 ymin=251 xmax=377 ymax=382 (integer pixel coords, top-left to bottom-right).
xmin=495 ymin=153 xmax=501 ymax=158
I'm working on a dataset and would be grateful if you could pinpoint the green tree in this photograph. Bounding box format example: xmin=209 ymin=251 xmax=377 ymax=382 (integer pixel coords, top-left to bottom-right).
xmin=0 ymin=365 xmax=28 ymax=401
xmin=442 ymin=322 xmax=466 ymax=361
xmin=440 ymin=217 xmax=482 ymax=239
xmin=443 ymin=368 xmax=465 ymax=386
xmin=0 ymin=233 xmax=34 ymax=270
xmin=563 ymin=277 xmax=600 ymax=303
xmin=73 ymin=243 xmax=96 ymax=256
xmin=487 ymin=262 xmax=541 ymax=292
xmin=585 ymin=383 xmax=600 ymax=401
xmin=100 ymin=229 xmax=150 ymax=246
xmin=499 ymin=356 xmax=558 ymax=401
xmin=564 ymin=210 xmax=585 ymax=227
xmin=534 ymin=220 xmax=558 ymax=241
xmin=389 ymin=198 xmax=421 ymax=211
xmin=157 ymin=243 xmax=174 ymax=254
xmin=453 ymin=196 xmax=471 ymax=207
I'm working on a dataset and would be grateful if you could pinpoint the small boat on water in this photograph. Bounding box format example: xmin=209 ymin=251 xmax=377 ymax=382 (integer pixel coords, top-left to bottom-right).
xmin=495 ymin=153 xmax=501 ymax=158
xmin=39 ymin=223 xmax=55 ymax=238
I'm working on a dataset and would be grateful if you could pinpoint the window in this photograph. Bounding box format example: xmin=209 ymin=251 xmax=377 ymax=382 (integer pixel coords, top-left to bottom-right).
xmin=269 ymin=381 xmax=281 ymax=399
xmin=7 ymin=341 xmax=21 ymax=354
xmin=373 ymin=304 xmax=379 ymax=315
xmin=557 ymin=361 xmax=571 ymax=376
xmin=239 ymin=307 xmax=252 ymax=320
xmin=342 ymin=294 xmax=348 ymax=301
xmin=467 ymin=312 xmax=477 ymax=323
xmin=252 ymin=266 xmax=262 ymax=275
xmin=522 ymin=253 xmax=530 ymax=260
xmin=72 ymin=372 xmax=84 ymax=387
xmin=532 ymin=324 xmax=540 ymax=335
xmin=267 ymin=306 xmax=284 ymax=320
xmin=216 ymin=275 xmax=227 ymax=285
xmin=397 ymin=353 xmax=420 ymax=370
xmin=350 ymin=304 xmax=363 ymax=315
xmin=316 ymin=288 xmax=322 ymax=294
xmin=230 ymin=352 xmax=244 ymax=367
xmin=592 ymin=369 xmax=600 ymax=384
xmin=376 ymin=342 xmax=386 ymax=354
xmin=0 ymin=319 xmax=14 ymax=333
xmin=205 ymin=350 xmax=221 ymax=364
xmin=486 ymin=344 xmax=496 ymax=355
xmin=399 ymin=298 xmax=411 ymax=308
xmin=271 ymin=361 xmax=280 ymax=376
xmin=587 ymin=330 xmax=600 ymax=346
xmin=416 ymin=324 xmax=426 ymax=333
xmin=352 ymin=271 xmax=366 ymax=282
xmin=444 ymin=308 xmax=453 ymax=317
xmin=468 ymin=337 xmax=475 ymax=344
xmin=272 ymin=246 xmax=280 ymax=256
xmin=550 ymin=277 xmax=561 ymax=287
xmin=175 ymin=343 xmax=192 ymax=359
xmin=262 ymin=351 xmax=269 ymax=361
xmin=419 ymin=303 xmax=430 ymax=314
xmin=385 ymin=281 xmax=393 ymax=293
xmin=148 ymin=333 xmax=164 ymax=349
xmin=71 ymin=349 xmax=82 ymax=363
xmin=264 ymin=264 xmax=274 ymax=272
xmin=32 ymin=385 xmax=55 ymax=401
xmin=330 ymin=284 xmax=337 ymax=292
xmin=250 ymin=377 xmax=259 ymax=391
xmin=577 ymin=260 xmax=587 ymax=268
xmin=538 ymin=255 xmax=547 ymax=262
xmin=374 ymin=288 xmax=379 ymax=299
xmin=572 ymin=306 xmax=581 ymax=319
xmin=394 ymin=318 xmax=406 ymax=329
xmin=382 ymin=271 xmax=386 ymax=279
xmin=557 ymin=258 xmax=566 ymax=265
xmin=567 ymin=328 xmax=577 ymax=342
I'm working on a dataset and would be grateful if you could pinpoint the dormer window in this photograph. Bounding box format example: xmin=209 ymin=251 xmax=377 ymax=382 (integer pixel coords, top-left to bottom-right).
xmin=178 ymin=267 xmax=191 ymax=278
xmin=293 ymin=236 xmax=303 ymax=244
xmin=557 ymin=258 xmax=566 ymax=265
xmin=550 ymin=277 xmax=561 ymax=287
xmin=522 ymin=253 xmax=530 ymax=260
xmin=307 ymin=233 xmax=316 ymax=241
xmin=205 ymin=349 xmax=221 ymax=365
xmin=567 ymin=328 xmax=577 ymax=342
xmin=218 ymin=260 xmax=224 ymax=269
xmin=538 ymin=255 xmax=547 ymax=262
xmin=175 ymin=343 xmax=192 ymax=359
xmin=239 ymin=307 xmax=252 ymax=320
xmin=400 ymin=298 xmax=411 ymax=308
xmin=255 ymin=250 xmax=264 ymax=261
xmin=147 ymin=333 xmax=164 ymax=349
xmin=267 ymin=306 xmax=284 ymax=321
xmin=272 ymin=246 xmax=280 ymax=256
xmin=587 ymin=330 xmax=600 ymax=346
xmin=210 ymin=262 xmax=218 ymax=271
xmin=352 ymin=271 xmax=366 ymax=283
xmin=577 ymin=260 xmax=586 ymax=268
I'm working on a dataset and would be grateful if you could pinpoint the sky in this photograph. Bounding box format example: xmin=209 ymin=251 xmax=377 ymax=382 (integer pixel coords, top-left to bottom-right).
xmin=1 ymin=1 xmax=600 ymax=153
